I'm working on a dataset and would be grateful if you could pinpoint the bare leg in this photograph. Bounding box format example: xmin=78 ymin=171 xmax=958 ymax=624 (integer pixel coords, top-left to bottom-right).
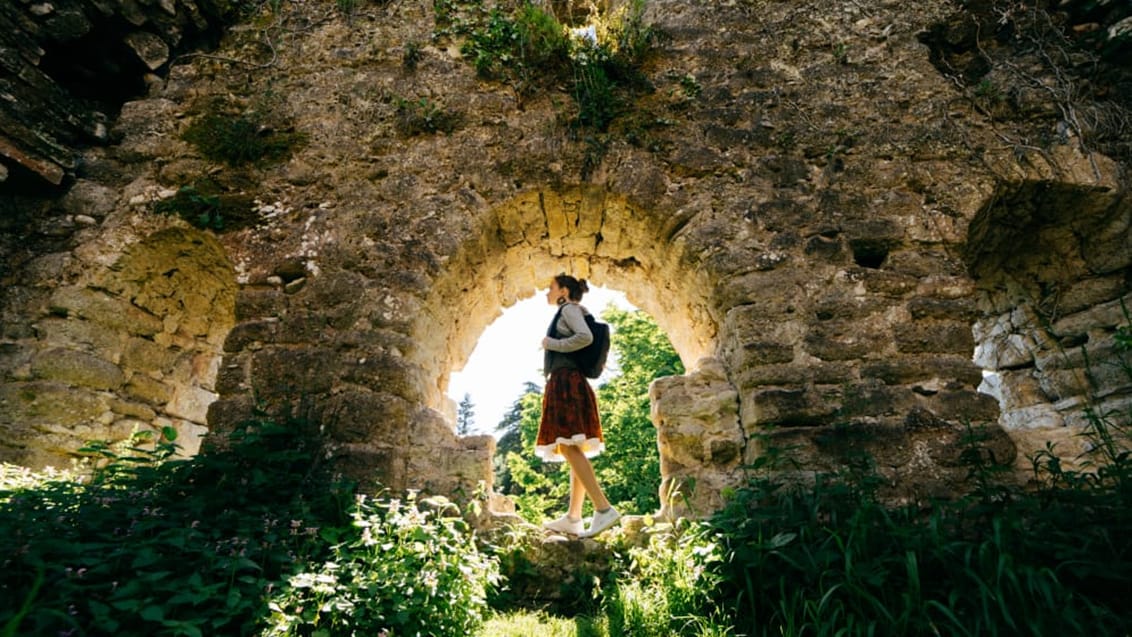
xmin=567 ymin=467 xmax=585 ymax=519
xmin=559 ymin=444 xmax=611 ymax=511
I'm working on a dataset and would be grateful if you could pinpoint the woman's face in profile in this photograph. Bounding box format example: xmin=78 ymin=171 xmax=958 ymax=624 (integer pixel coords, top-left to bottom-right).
xmin=546 ymin=281 xmax=566 ymax=305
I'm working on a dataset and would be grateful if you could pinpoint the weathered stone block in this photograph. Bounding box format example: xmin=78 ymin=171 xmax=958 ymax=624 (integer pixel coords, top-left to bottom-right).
xmin=223 ymin=320 xmax=278 ymax=352
xmin=121 ymin=336 xmax=177 ymax=373
xmin=862 ymin=356 xmax=983 ymax=387
xmin=923 ymin=389 xmax=1000 ymax=423
xmin=109 ymin=397 xmax=157 ymax=422
xmin=840 ymin=381 xmax=914 ymax=418
xmin=928 ymin=423 xmax=1016 ymax=468
xmin=860 ymin=269 xmax=918 ymax=297
xmin=234 ymin=287 xmax=284 ymax=321
xmin=340 ymin=350 xmax=426 ymax=403
xmin=215 ymin=357 xmax=248 ymax=394
xmin=321 ymin=388 xmax=413 ymax=444
xmin=0 ymin=381 xmax=107 ymax=426
xmin=31 ymin=348 xmax=125 ymax=390
xmin=1051 ymin=292 xmax=1132 ymax=340
xmin=204 ymin=396 xmax=259 ymax=447
xmin=48 ymin=287 xmax=162 ymax=336
xmin=249 ymin=348 xmax=337 ymax=403
xmin=736 ymin=361 xmax=855 ymax=388
xmin=276 ymin=311 xmax=334 ymax=344
xmin=125 ymin=375 xmax=173 ymax=405
xmin=166 ymin=384 xmax=216 ymax=424
xmin=894 ymin=321 xmax=973 ymax=354
xmin=743 ymin=386 xmax=842 ymax=429
xmin=906 ymin=297 xmax=977 ymax=320
xmin=804 ymin=321 xmax=890 ymax=360
xmin=1000 ymin=403 xmax=1064 ymax=431
xmin=32 ymin=318 xmax=123 ymax=354
xmin=60 ymin=180 xmax=118 ymax=218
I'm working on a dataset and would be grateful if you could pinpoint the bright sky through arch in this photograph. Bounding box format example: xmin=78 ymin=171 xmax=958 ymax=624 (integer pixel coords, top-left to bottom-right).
xmin=447 ymin=286 xmax=633 ymax=436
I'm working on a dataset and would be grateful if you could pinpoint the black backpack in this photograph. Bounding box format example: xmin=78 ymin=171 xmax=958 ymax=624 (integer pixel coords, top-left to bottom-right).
xmin=548 ymin=307 xmax=611 ymax=379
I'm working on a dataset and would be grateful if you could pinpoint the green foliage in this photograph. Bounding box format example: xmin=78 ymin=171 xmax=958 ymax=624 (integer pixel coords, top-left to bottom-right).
xmin=593 ymin=307 xmax=682 ymax=514
xmin=709 ymin=417 xmax=1132 ymax=636
xmin=0 ymin=421 xmax=499 ymax=637
xmin=394 ymin=96 xmax=461 ymax=136
xmin=403 ymin=40 xmax=423 ymax=71
xmin=0 ymin=421 xmax=337 ymax=636
xmin=436 ymin=0 xmax=657 ymax=133
xmin=153 ymin=185 xmax=223 ymax=230
xmin=151 ymin=181 xmax=259 ymax=232
xmin=604 ymin=519 xmax=731 ymax=637
xmin=264 ymin=492 xmax=499 ymax=637
xmin=182 ymin=109 xmax=304 ymax=166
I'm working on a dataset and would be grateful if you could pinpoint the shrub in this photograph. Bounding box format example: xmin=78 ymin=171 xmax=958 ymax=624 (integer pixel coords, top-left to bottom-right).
xmin=0 ymin=421 xmax=499 ymax=637
xmin=439 ymin=0 xmax=657 ymax=132
xmin=182 ymin=110 xmax=304 ymax=166
xmin=264 ymin=492 xmax=500 ymax=637
xmin=394 ymin=96 xmax=461 ymax=136
xmin=0 ymin=421 xmax=340 ymax=636
xmin=152 ymin=182 xmax=258 ymax=232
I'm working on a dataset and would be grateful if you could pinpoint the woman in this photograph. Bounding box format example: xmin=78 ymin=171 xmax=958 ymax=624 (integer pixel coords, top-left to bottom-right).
xmin=537 ymin=273 xmax=621 ymax=538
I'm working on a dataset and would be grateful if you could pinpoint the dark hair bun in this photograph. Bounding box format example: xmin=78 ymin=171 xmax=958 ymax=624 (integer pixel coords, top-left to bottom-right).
xmin=579 ymin=279 xmax=590 ymax=293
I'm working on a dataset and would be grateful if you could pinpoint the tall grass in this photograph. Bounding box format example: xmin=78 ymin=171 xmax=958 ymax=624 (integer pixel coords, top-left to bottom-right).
xmin=709 ymin=318 xmax=1132 ymax=636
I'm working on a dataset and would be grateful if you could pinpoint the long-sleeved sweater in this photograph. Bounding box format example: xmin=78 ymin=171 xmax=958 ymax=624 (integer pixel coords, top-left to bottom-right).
xmin=543 ymin=302 xmax=593 ymax=377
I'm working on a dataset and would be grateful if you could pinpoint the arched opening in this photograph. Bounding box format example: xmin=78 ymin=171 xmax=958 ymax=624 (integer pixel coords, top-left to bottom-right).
xmin=403 ymin=185 xmax=741 ymax=516
xmin=444 ymin=285 xmax=695 ymax=521
xmin=1 ymin=225 xmax=236 ymax=468
xmin=445 ymin=285 xmax=632 ymax=435
xmin=410 ymin=186 xmax=718 ymax=416
xmin=965 ymin=179 xmax=1132 ymax=469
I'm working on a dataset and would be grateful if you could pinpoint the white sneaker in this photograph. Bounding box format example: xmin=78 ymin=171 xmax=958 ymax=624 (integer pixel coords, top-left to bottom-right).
xmin=581 ymin=507 xmax=621 ymax=538
xmin=543 ymin=515 xmax=584 ymax=535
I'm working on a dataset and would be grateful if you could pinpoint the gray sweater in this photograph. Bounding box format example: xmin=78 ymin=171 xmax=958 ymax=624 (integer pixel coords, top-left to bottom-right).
xmin=543 ymin=302 xmax=594 ymax=377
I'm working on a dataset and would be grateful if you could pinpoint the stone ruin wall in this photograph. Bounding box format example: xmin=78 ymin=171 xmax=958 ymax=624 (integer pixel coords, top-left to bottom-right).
xmin=1 ymin=0 xmax=1130 ymax=516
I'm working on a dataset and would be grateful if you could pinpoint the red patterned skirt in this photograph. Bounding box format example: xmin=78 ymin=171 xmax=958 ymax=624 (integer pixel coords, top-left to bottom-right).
xmin=536 ymin=368 xmax=605 ymax=462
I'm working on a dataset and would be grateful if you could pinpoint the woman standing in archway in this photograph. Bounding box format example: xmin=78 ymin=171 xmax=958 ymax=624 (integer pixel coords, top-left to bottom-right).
xmin=538 ymin=273 xmax=621 ymax=538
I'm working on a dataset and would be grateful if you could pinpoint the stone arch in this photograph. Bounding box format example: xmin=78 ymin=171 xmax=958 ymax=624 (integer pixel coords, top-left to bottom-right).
xmin=965 ymin=167 xmax=1132 ymax=469
xmin=0 ymin=222 xmax=236 ymax=467
xmin=403 ymin=185 xmax=745 ymax=516
xmin=410 ymin=185 xmax=718 ymax=413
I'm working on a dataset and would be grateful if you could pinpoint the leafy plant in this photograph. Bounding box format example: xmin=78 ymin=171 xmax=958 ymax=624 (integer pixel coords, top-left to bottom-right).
xmin=403 ymin=40 xmax=423 ymax=71
xmin=494 ymin=308 xmax=676 ymax=522
xmin=152 ymin=185 xmax=224 ymax=230
xmin=437 ymin=0 xmax=657 ymax=133
xmin=182 ymin=109 xmax=304 ymax=166
xmin=151 ymin=181 xmax=258 ymax=232
xmin=604 ymin=518 xmax=730 ymax=637
xmin=0 ymin=420 xmax=499 ymax=637
xmin=264 ymin=492 xmax=499 ymax=637
xmin=394 ymin=96 xmax=461 ymax=136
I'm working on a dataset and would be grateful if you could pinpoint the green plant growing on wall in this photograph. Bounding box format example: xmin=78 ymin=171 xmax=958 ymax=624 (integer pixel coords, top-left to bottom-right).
xmin=394 ymin=96 xmax=461 ymax=136
xmin=436 ymin=0 xmax=658 ymax=134
xmin=403 ymin=40 xmax=424 ymax=71
xmin=153 ymin=186 xmax=224 ymax=230
xmin=182 ymin=107 xmax=305 ymax=166
xmin=152 ymin=182 xmax=258 ymax=232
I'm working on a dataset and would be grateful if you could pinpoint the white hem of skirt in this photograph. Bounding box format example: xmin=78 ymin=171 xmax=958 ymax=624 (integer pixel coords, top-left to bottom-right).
xmin=535 ymin=434 xmax=605 ymax=462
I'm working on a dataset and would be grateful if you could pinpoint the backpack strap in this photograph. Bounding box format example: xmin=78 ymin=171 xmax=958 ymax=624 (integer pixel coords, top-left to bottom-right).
xmin=546 ymin=306 xmax=564 ymax=338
